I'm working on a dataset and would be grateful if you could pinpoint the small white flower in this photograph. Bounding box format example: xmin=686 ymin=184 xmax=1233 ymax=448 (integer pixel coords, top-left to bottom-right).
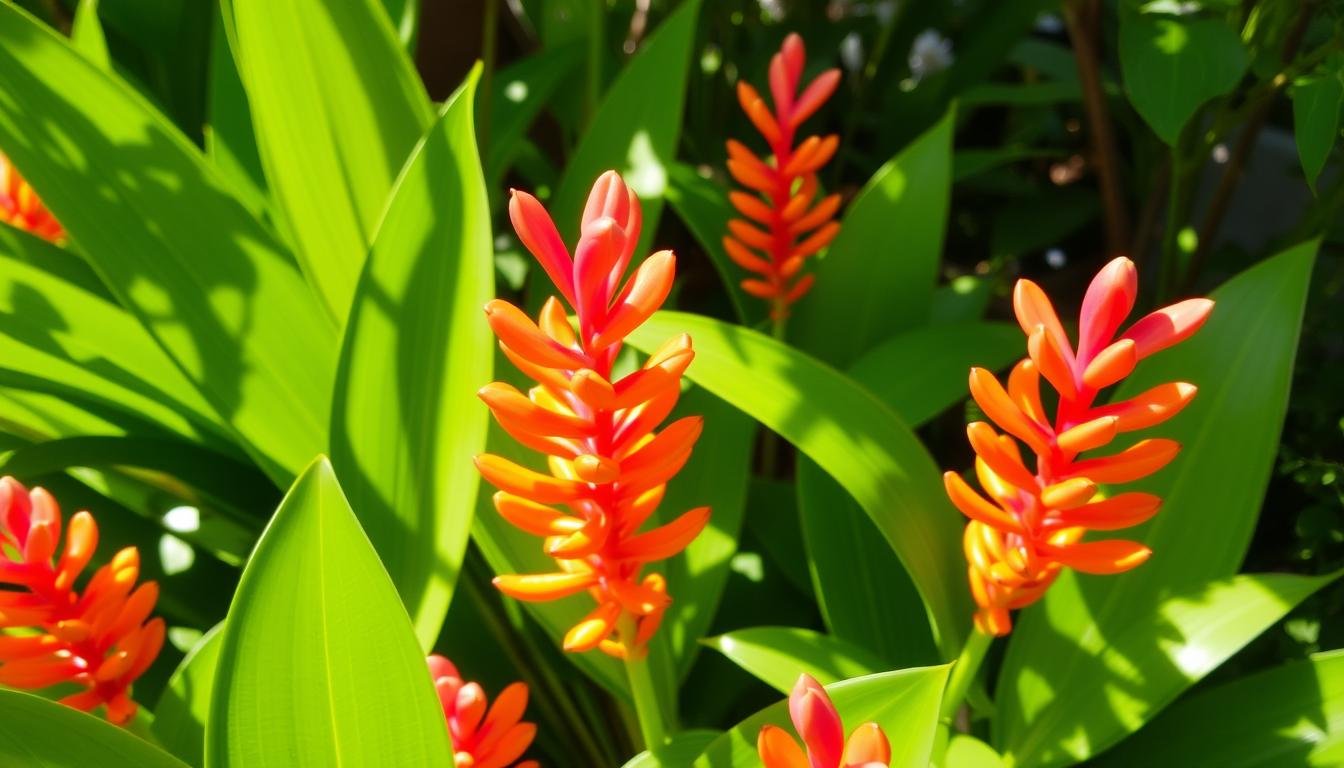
xmin=1045 ymin=248 xmax=1067 ymax=269
xmin=758 ymin=0 xmax=785 ymax=22
xmin=840 ymin=32 xmax=865 ymax=72
xmin=1034 ymin=13 xmax=1064 ymax=34
xmin=1212 ymin=143 xmax=1230 ymax=164
xmin=908 ymin=29 xmax=954 ymax=82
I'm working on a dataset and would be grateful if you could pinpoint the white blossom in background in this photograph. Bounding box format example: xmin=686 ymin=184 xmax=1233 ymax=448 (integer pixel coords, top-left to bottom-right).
xmin=1034 ymin=13 xmax=1064 ymax=34
xmin=1045 ymin=248 xmax=1067 ymax=269
xmin=758 ymin=0 xmax=785 ymax=22
xmin=874 ymin=0 xmax=898 ymax=25
xmin=908 ymin=29 xmax=953 ymax=82
xmin=1212 ymin=143 xmax=1230 ymax=164
xmin=840 ymin=32 xmax=865 ymax=72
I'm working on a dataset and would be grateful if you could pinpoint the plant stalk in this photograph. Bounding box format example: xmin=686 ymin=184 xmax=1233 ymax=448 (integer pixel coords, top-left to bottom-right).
xmin=620 ymin=618 xmax=669 ymax=751
xmin=933 ymin=627 xmax=994 ymax=763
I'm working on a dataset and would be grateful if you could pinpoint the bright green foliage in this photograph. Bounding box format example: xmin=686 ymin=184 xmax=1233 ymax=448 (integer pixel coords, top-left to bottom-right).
xmin=0 ymin=689 xmax=189 ymax=768
xmin=791 ymin=107 xmax=956 ymax=365
xmin=330 ymin=71 xmax=493 ymax=649
xmin=692 ymin=667 xmax=951 ymax=768
xmin=154 ymin=625 xmax=224 ymax=768
xmin=206 ymin=458 xmax=452 ymax=767
xmin=0 ymin=0 xmax=336 ymax=482
xmin=1097 ymin=649 xmax=1344 ymax=766
xmin=704 ymin=627 xmax=885 ymax=693
xmin=1293 ymin=64 xmax=1344 ymax=191
xmin=231 ymin=0 xmax=433 ymax=321
xmin=1120 ymin=15 xmax=1248 ymax=144
xmin=627 ymin=312 xmax=972 ymax=659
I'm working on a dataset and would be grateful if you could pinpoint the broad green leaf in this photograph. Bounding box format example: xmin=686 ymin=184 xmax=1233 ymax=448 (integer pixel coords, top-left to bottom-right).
xmin=1120 ymin=15 xmax=1248 ymax=144
xmin=482 ymin=43 xmax=584 ymax=194
xmin=798 ymin=323 xmax=1018 ymax=669
xmin=704 ymin=627 xmax=885 ymax=693
xmin=1003 ymin=571 xmax=1339 ymax=766
xmin=0 ymin=386 xmax=130 ymax=439
xmin=792 ymin=107 xmax=955 ymax=366
xmin=71 ymin=0 xmax=110 ymax=69
xmin=154 ymin=624 xmax=223 ymax=768
xmin=0 ymin=250 xmax=233 ymax=451
xmin=661 ymin=387 xmax=755 ymax=678
xmin=331 ymin=73 xmax=493 ymax=649
xmin=665 ymin=162 xmax=754 ymax=325
xmin=1097 ymin=649 xmax=1344 ymax=767
xmin=626 ymin=312 xmax=971 ymax=658
xmin=947 ymin=735 xmax=1005 ymax=768
xmin=930 ymin=276 xmax=994 ymax=325
xmin=0 ymin=2 xmax=337 ymax=482
xmin=1292 ymin=68 xmax=1343 ymax=190
xmin=692 ymin=667 xmax=951 ymax=768
xmin=623 ymin=730 xmax=721 ymax=768
xmin=232 ymin=0 xmax=433 ymax=320
xmin=543 ymin=0 xmax=700 ymax=276
xmin=998 ymin=242 xmax=1318 ymax=765
xmin=0 ymin=688 xmax=189 ymax=768
xmin=206 ymin=457 xmax=452 ymax=766
xmin=205 ymin=5 xmax=268 ymax=219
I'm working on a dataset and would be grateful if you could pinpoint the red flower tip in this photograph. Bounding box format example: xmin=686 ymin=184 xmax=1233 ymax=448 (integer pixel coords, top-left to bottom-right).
xmin=0 ymin=477 xmax=163 ymax=724
xmin=479 ymin=172 xmax=709 ymax=659
xmin=428 ymin=654 xmax=537 ymax=768
xmin=0 ymin=152 xmax=64 ymax=244
xmin=758 ymin=674 xmax=891 ymax=768
xmin=726 ymin=35 xmax=842 ymax=320
xmin=947 ymin=258 xmax=1214 ymax=635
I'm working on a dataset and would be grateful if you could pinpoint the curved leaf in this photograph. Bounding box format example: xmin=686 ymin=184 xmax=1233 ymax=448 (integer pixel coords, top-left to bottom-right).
xmin=154 ymin=624 xmax=224 ymax=768
xmin=626 ymin=312 xmax=971 ymax=658
xmin=231 ymin=0 xmax=433 ymax=320
xmin=692 ymin=667 xmax=951 ymax=768
xmin=998 ymin=242 xmax=1318 ymax=764
xmin=665 ymin=162 xmax=753 ymax=325
xmin=1097 ymin=649 xmax=1344 ymax=767
xmin=331 ymin=72 xmax=492 ymax=648
xmin=1120 ymin=15 xmax=1248 ymax=145
xmin=791 ymin=107 xmax=955 ymax=367
xmin=0 ymin=688 xmax=188 ymax=768
xmin=1292 ymin=67 xmax=1344 ymax=191
xmin=206 ymin=458 xmax=452 ymax=766
xmin=623 ymin=730 xmax=721 ymax=768
xmin=704 ymin=627 xmax=885 ymax=693
xmin=947 ymin=735 xmax=1006 ymax=768
xmin=0 ymin=2 xmax=337 ymax=482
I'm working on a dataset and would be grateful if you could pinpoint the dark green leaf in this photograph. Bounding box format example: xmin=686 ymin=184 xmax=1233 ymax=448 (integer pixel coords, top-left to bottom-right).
xmin=1292 ymin=69 xmax=1343 ymax=191
xmin=1120 ymin=15 xmax=1248 ymax=144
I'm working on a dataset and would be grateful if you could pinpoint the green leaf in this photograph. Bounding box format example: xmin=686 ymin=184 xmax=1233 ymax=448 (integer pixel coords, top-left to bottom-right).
xmin=626 ymin=312 xmax=971 ymax=659
xmin=331 ymin=72 xmax=493 ymax=649
xmin=1097 ymin=649 xmax=1344 ymax=767
xmin=1003 ymin=571 xmax=1339 ymax=766
xmin=0 ymin=688 xmax=189 ymax=768
xmin=930 ymin=276 xmax=994 ymax=325
xmin=692 ymin=667 xmax=951 ymax=768
xmin=798 ymin=323 xmax=1018 ymax=668
xmin=154 ymin=624 xmax=223 ymax=768
xmin=0 ymin=248 xmax=233 ymax=451
xmin=660 ymin=387 xmax=755 ymax=677
xmin=1120 ymin=15 xmax=1248 ymax=144
xmin=70 ymin=0 xmax=110 ymax=69
xmin=704 ymin=627 xmax=885 ymax=694
xmin=543 ymin=0 xmax=700 ymax=273
xmin=482 ymin=43 xmax=583 ymax=194
xmin=205 ymin=5 xmax=268 ymax=219
xmin=948 ymin=735 xmax=1006 ymax=768
xmin=231 ymin=0 xmax=433 ymax=320
xmin=997 ymin=242 xmax=1318 ymax=765
xmin=665 ymin=162 xmax=754 ymax=325
xmin=0 ymin=1 xmax=337 ymax=482
xmin=1292 ymin=68 xmax=1343 ymax=191
xmin=623 ymin=729 xmax=721 ymax=768
xmin=792 ymin=107 xmax=956 ymax=367
xmin=206 ymin=457 xmax=452 ymax=766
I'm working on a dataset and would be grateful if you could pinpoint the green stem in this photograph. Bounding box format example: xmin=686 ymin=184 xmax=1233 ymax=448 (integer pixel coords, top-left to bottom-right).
xmin=933 ymin=628 xmax=994 ymax=764
xmin=584 ymin=0 xmax=604 ymax=128
xmin=757 ymin=311 xmax=789 ymax=477
xmin=620 ymin=619 xmax=669 ymax=751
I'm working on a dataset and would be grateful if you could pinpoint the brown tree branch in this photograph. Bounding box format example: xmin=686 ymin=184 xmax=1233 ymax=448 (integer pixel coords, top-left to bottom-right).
xmin=1064 ymin=0 xmax=1131 ymax=257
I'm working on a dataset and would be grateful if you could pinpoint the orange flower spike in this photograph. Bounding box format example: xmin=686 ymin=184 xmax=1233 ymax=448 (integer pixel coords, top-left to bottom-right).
xmin=428 ymin=655 xmax=539 ymax=768
xmin=0 ymin=476 xmax=164 ymax=724
xmin=0 ymin=152 xmax=64 ymax=244
xmin=725 ymin=33 xmax=842 ymax=321
xmin=758 ymin=674 xmax=892 ymax=768
xmin=945 ymin=258 xmax=1214 ymax=636
xmin=478 ymin=171 xmax=710 ymax=659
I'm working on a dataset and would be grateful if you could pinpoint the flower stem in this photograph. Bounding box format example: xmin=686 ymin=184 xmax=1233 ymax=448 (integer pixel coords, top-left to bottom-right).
xmin=933 ymin=627 xmax=994 ymax=764
xmin=758 ymin=310 xmax=789 ymax=476
xmin=620 ymin=619 xmax=669 ymax=751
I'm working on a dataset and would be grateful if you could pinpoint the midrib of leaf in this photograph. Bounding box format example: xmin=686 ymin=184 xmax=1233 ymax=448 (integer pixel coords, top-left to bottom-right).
xmin=315 ymin=479 xmax=346 ymax=766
